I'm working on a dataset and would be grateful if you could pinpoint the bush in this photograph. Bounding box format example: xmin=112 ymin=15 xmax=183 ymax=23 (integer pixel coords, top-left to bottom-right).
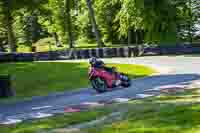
xmin=33 ymin=37 xmax=55 ymax=47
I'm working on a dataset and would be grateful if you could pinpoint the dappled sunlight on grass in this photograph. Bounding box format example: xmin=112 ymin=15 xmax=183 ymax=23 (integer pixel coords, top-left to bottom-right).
xmin=1 ymin=88 xmax=200 ymax=133
xmin=82 ymin=89 xmax=200 ymax=133
xmin=0 ymin=108 xmax=112 ymax=133
xmin=154 ymin=89 xmax=200 ymax=104
xmin=86 ymin=102 xmax=200 ymax=133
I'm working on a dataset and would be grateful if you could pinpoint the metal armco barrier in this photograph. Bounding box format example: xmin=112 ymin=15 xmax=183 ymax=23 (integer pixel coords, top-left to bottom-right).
xmin=0 ymin=46 xmax=141 ymax=62
xmin=98 ymin=48 xmax=104 ymax=58
xmin=2 ymin=44 xmax=200 ymax=62
xmin=51 ymin=46 xmax=138 ymax=60
xmin=1 ymin=45 xmax=200 ymax=62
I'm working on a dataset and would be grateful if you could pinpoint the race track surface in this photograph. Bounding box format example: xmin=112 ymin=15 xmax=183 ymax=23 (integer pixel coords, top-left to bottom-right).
xmin=1 ymin=55 xmax=200 ymax=124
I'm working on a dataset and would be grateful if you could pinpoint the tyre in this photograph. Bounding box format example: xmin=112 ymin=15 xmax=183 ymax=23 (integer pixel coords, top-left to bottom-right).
xmin=91 ymin=77 xmax=107 ymax=93
xmin=120 ymin=75 xmax=131 ymax=88
xmin=121 ymin=80 xmax=131 ymax=88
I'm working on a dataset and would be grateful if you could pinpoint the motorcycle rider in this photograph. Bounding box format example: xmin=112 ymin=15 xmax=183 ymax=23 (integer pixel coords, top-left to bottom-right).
xmin=89 ymin=57 xmax=128 ymax=87
xmin=89 ymin=57 xmax=114 ymax=73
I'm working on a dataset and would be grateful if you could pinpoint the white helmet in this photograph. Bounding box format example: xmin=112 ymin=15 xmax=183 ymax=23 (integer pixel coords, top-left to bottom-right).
xmin=89 ymin=57 xmax=97 ymax=65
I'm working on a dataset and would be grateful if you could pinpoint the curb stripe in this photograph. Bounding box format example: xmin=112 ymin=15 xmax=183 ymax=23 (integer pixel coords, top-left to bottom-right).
xmin=0 ymin=119 xmax=22 ymax=125
xmin=32 ymin=106 xmax=52 ymax=110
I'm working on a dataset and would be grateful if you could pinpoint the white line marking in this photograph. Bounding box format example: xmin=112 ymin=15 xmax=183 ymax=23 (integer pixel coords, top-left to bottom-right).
xmin=136 ymin=94 xmax=154 ymax=98
xmin=145 ymin=85 xmax=187 ymax=92
xmin=33 ymin=112 xmax=53 ymax=118
xmin=113 ymin=98 xmax=130 ymax=103
xmin=32 ymin=106 xmax=52 ymax=110
xmin=82 ymin=102 xmax=104 ymax=107
xmin=0 ymin=119 xmax=22 ymax=125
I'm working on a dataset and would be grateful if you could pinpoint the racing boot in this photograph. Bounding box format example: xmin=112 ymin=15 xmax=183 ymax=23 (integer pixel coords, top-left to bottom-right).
xmin=115 ymin=80 xmax=122 ymax=86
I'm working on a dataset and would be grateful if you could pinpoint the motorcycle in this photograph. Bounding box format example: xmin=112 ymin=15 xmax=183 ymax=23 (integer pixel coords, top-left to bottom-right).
xmin=88 ymin=66 xmax=131 ymax=93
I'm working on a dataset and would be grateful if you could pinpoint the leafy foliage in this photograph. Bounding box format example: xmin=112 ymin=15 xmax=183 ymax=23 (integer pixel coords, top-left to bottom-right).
xmin=0 ymin=0 xmax=199 ymax=52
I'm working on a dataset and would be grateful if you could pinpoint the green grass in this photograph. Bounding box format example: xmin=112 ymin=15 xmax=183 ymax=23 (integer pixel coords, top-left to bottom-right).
xmin=0 ymin=108 xmax=112 ymax=133
xmin=2 ymin=93 xmax=200 ymax=133
xmin=0 ymin=62 xmax=155 ymax=133
xmin=90 ymin=104 xmax=200 ymax=133
xmin=83 ymin=89 xmax=200 ymax=133
xmin=0 ymin=62 xmax=155 ymax=100
xmin=1 ymin=87 xmax=199 ymax=133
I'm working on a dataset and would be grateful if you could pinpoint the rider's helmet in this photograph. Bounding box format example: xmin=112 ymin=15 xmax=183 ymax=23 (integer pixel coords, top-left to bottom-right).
xmin=89 ymin=57 xmax=97 ymax=65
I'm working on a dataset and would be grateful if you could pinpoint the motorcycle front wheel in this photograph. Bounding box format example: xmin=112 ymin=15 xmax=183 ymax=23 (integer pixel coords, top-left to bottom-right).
xmin=90 ymin=77 xmax=107 ymax=93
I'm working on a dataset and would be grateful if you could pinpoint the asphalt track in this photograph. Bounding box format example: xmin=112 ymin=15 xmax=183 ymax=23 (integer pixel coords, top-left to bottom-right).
xmin=0 ymin=55 xmax=200 ymax=124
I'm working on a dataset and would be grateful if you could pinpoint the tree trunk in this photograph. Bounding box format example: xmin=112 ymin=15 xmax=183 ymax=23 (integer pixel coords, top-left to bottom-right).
xmin=6 ymin=9 xmax=16 ymax=52
xmin=106 ymin=15 xmax=113 ymax=44
xmin=74 ymin=0 xmax=79 ymax=16
xmin=188 ymin=0 xmax=193 ymax=44
xmin=135 ymin=30 xmax=138 ymax=45
xmin=107 ymin=21 xmax=113 ymax=43
xmin=139 ymin=30 xmax=144 ymax=44
xmin=31 ymin=13 xmax=38 ymax=44
xmin=65 ymin=0 xmax=74 ymax=48
xmin=48 ymin=15 xmax=62 ymax=47
xmin=86 ymin=0 xmax=104 ymax=47
xmin=105 ymin=9 xmax=113 ymax=44
xmin=52 ymin=32 xmax=62 ymax=47
xmin=128 ymin=28 xmax=132 ymax=45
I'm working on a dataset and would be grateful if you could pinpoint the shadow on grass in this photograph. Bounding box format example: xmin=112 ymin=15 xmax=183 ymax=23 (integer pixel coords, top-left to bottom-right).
xmin=1 ymin=74 xmax=200 ymax=133
xmin=125 ymin=103 xmax=200 ymax=133
xmin=88 ymin=93 xmax=200 ymax=133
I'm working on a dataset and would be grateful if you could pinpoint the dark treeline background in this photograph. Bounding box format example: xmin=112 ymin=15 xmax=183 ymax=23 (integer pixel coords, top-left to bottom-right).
xmin=0 ymin=0 xmax=200 ymax=52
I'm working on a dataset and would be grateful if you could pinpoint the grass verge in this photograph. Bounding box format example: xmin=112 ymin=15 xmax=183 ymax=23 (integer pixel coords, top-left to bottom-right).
xmin=0 ymin=62 xmax=155 ymax=101
xmin=1 ymin=88 xmax=199 ymax=133
xmin=83 ymin=89 xmax=200 ymax=133
xmin=0 ymin=107 xmax=112 ymax=133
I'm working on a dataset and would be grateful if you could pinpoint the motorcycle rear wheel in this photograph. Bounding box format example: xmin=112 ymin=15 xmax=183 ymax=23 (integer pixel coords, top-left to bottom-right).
xmin=121 ymin=81 xmax=131 ymax=87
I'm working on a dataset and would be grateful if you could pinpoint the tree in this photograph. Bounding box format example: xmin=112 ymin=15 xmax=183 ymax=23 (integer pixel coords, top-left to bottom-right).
xmin=187 ymin=0 xmax=200 ymax=43
xmin=46 ymin=0 xmax=65 ymax=47
xmin=47 ymin=0 xmax=75 ymax=48
xmin=0 ymin=24 xmax=7 ymax=52
xmin=86 ymin=0 xmax=104 ymax=47
xmin=115 ymin=0 xmax=179 ymax=44
xmin=20 ymin=10 xmax=48 ymax=46
xmin=94 ymin=0 xmax=122 ymax=44
xmin=65 ymin=0 xmax=74 ymax=48
xmin=0 ymin=0 xmax=48 ymax=52
xmin=0 ymin=0 xmax=17 ymax=52
xmin=175 ymin=0 xmax=200 ymax=43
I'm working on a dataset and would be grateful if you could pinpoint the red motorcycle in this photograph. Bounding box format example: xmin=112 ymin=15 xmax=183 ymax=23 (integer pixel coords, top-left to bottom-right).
xmin=88 ymin=66 xmax=131 ymax=93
